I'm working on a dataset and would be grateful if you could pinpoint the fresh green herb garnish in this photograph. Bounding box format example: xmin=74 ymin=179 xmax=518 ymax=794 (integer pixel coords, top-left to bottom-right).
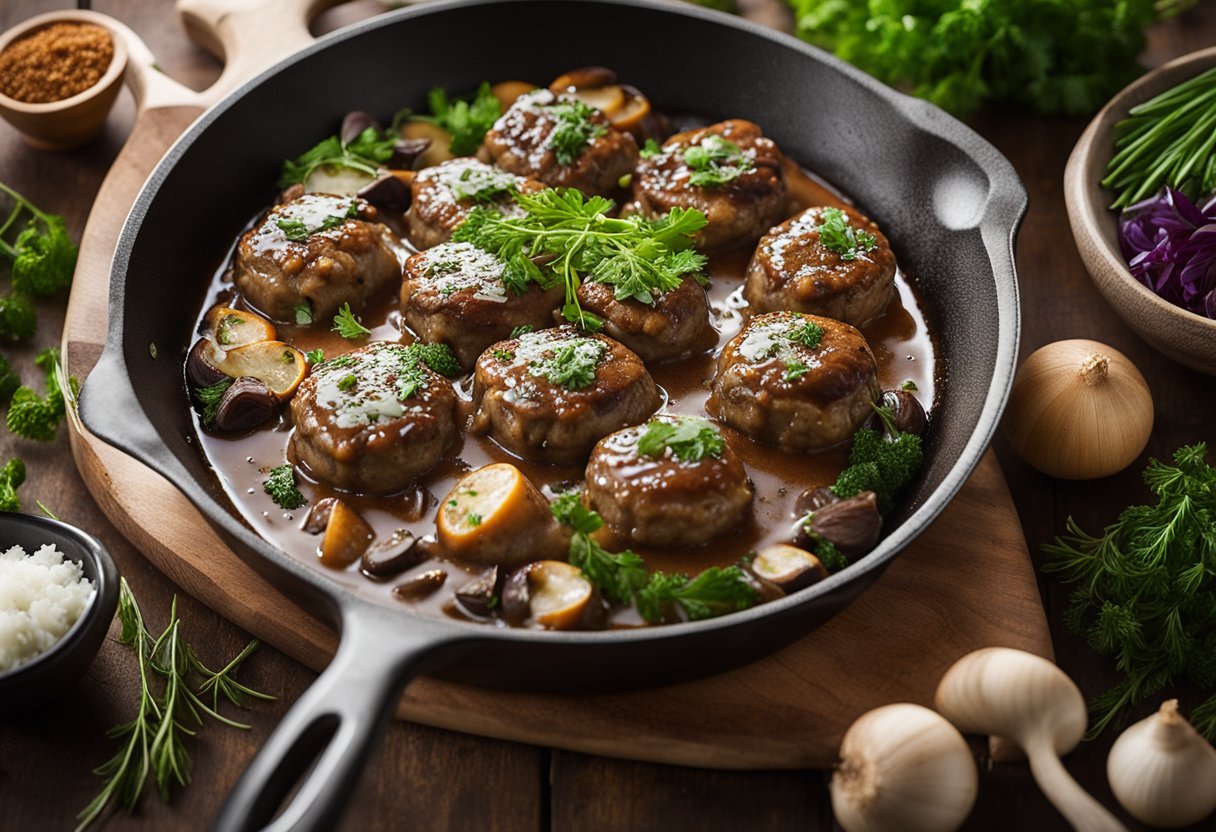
xmin=77 ymin=581 xmax=273 ymax=830
xmin=493 ymin=348 xmax=515 ymax=361
xmin=0 ymin=293 xmax=36 ymax=342
xmin=547 ymin=98 xmax=608 ymax=165
xmin=278 ymin=127 xmax=397 ymax=188
xmin=336 ymin=373 xmax=357 ymax=392
xmin=414 ymin=83 xmax=502 ymax=156
xmin=815 ymin=207 xmax=877 ymax=260
xmin=509 ymin=324 xmax=534 ymax=338
xmin=7 ymin=347 xmax=78 ymax=441
xmin=683 ymin=135 xmax=754 ymax=187
xmin=832 ymin=404 xmax=924 ymax=513
xmin=784 ymin=360 xmax=810 ymax=381
xmin=294 ymin=302 xmax=314 ymax=325
xmin=550 ymin=491 xmax=647 ymax=604
xmin=786 ymin=319 xmax=824 ymax=349
xmin=454 ymin=188 xmax=707 ymax=330
xmin=901 ymin=379 xmax=919 ymax=391
xmin=636 ymin=567 xmax=758 ymax=623
xmin=1043 ymin=444 xmax=1216 ymax=740
xmin=529 ymin=337 xmax=605 ymax=390
xmin=640 ymin=138 xmax=662 ymax=159
xmin=0 ymin=351 xmax=20 ymax=403
xmin=304 ymin=348 xmax=324 ymax=364
xmin=0 ymin=457 xmax=25 ymax=512
xmin=277 ymin=202 xmax=359 ymax=242
xmin=263 ymin=464 xmax=306 ymax=511
xmin=814 ymin=538 xmax=849 ymax=573
xmin=1103 ymin=66 xmax=1216 ymax=208
xmin=466 ymin=513 xmax=482 ymax=527
xmin=194 ymin=378 xmax=233 ymax=429
xmin=215 ymin=314 xmax=241 ymax=346
xmin=394 ymin=342 xmax=461 ymax=400
xmin=791 ymin=0 xmax=1183 ymax=116
xmin=636 ymin=417 xmax=724 ymax=462
xmin=0 ymin=181 xmax=77 ymax=298
xmin=331 ymin=303 xmax=371 ymax=339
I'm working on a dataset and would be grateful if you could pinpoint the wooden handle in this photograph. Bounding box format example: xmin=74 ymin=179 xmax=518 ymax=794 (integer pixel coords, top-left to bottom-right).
xmin=178 ymin=0 xmax=346 ymax=104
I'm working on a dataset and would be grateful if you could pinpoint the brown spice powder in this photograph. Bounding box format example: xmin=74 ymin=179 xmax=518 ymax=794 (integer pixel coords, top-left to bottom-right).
xmin=0 ymin=22 xmax=114 ymax=104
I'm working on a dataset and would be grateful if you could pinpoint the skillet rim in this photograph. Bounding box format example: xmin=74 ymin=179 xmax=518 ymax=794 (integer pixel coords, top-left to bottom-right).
xmin=89 ymin=0 xmax=1025 ymax=648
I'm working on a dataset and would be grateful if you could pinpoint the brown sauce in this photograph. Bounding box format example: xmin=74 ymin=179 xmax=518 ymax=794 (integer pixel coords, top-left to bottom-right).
xmin=193 ymin=163 xmax=938 ymax=628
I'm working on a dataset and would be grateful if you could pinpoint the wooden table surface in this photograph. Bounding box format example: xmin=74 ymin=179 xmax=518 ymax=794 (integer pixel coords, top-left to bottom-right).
xmin=2 ymin=2 xmax=1214 ymax=830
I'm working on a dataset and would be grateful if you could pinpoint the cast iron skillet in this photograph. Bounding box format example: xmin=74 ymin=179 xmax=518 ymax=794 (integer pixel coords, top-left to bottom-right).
xmin=79 ymin=0 xmax=1025 ymax=828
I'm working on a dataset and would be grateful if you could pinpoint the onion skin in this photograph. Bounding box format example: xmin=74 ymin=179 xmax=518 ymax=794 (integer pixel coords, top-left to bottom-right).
xmin=1004 ymin=339 xmax=1153 ymax=480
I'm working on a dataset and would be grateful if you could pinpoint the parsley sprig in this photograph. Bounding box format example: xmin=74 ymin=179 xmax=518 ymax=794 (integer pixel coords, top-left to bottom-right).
xmin=276 ymin=201 xmax=359 ymax=242
xmin=7 ymin=347 xmax=78 ymax=441
xmin=637 ymin=417 xmax=724 ymax=462
xmin=815 ymin=207 xmax=878 ymax=260
xmin=547 ymin=98 xmax=608 ymax=165
xmin=0 ymin=457 xmax=25 ymax=511
xmin=412 ymin=82 xmax=501 ymax=157
xmin=1044 ymin=444 xmax=1216 ymax=740
xmin=263 ymin=464 xmax=306 ymax=511
xmin=453 ymin=188 xmax=707 ymax=330
xmin=278 ymin=127 xmax=398 ymax=188
xmin=77 ymin=581 xmax=274 ymax=831
xmin=683 ymin=135 xmax=754 ymax=187
xmin=331 ymin=303 xmax=371 ymax=339
xmin=550 ymin=491 xmax=758 ymax=621
xmin=0 ymin=181 xmax=77 ymax=299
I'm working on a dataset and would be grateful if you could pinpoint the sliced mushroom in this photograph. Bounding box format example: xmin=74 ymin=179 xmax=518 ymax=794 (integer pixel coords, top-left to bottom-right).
xmin=436 ymin=463 xmax=565 ymax=567
xmin=490 ymin=80 xmax=536 ymax=111
xmin=301 ymin=497 xmax=337 ymax=534
xmin=573 ymin=85 xmax=626 ymax=116
xmin=212 ymin=377 xmax=277 ymax=432
xmin=358 ymin=174 xmax=412 ymax=213
xmin=400 ymin=121 xmax=454 ymax=168
xmin=501 ymin=561 xmax=604 ymax=630
xmin=318 ymin=500 xmax=374 ymax=568
xmin=750 ymin=544 xmax=828 ymax=594
xmin=795 ymin=491 xmax=882 ymax=558
xmin=793 ymin=485 xmax=840 ymax=518
xmin=360 ymin=530 xmax=424 ymax=579
xmin=549 ymin=66 xmax=618 ymax=92
xmin=606 ymin=88 xmax=652 ymax=137
xmin=186 ymin=338 xmax=228 ymax=389
xmin=454 ymin=566 xmax=502 ymax=619
xmin=215 ymin=341 xmax=307 ymax=400
xmin=205 ymin=307 xmax=276 ymax=349
xmin=304 ymin=165 xmax=377 ymax=197
xmin=392 ymin=569 xmax=447 ymax=601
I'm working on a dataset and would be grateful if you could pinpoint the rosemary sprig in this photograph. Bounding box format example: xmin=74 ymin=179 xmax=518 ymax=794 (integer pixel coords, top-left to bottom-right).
xmin=76 ymin=580 xmax=275 ymax=830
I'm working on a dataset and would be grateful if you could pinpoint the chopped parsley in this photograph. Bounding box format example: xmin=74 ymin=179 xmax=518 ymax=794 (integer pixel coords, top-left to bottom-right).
xmin=215 ymin=314 xmax=242 ymax=346
xmin=337 ymin=373 xmax=357 ymax=392
xmin=636 ymin=567 xmax=758 ymax=623
xmin=547 ymin=98 xmax=608 ymax=165
xmin=331 ymin=303 xmax=371 ymax=339
xmin=395 ymin=342 xmax=461 ymax=400
xmin=640 ymin=138 xmax=662 ymax=159
xmin=492 ymin=348 xmax=515 ymax=361
xmin=278 ymin=129 xmax=397 ymax=188
xmin=901 ymin=379 xmax=919 ymax=391
xmin=509 ymin=324 xmax=534 ymax=338
xmin=784 ymin=360 xmax=810 ymax=382
xmin=550 ymin=491 xmax=646 ymax=604
xmin=454 ymin=188 xmax=707 ymax=330
xmin=450 ymin=163 xmax=518 ymax=203
xmin=263 ymin=464 xmax=307 ymax=511
xmin=276 ymin=202 xmax=360 ymax=242
xmin=294 ymin=302 xmax=314 ymax=325
xmin=527 ymin=337 xmax=605 ymax=391
xmin=736 ymin=313 xmax=827 ymax=367
xmin=466 ymin=513 xmax=482 ymax=527
xmin=815 ymin=207 xmax=878 ymax=260
xmin=304 ymin=348 xmax=324 ymax=364
xmin=786 ymin=319 xmax=824 ymax=349
xmin=636 ymin=418 xmax=724 ymax=462
xmin=195 ymin=378 xmax=233 ymax=429
xmin=683 ymin=135 xmax=754 ymax=188
xmin=415 ymin=83 xmax=501 ymax=156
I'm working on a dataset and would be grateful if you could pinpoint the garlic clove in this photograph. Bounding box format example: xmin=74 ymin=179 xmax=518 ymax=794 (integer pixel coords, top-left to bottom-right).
xmin=935 ymin=648 xmax=1127 ymax=832
xmin=830 ymin=703 xmax=977 ymax=832
xmin=1107 ymin=699 xmax=1216 ymax=828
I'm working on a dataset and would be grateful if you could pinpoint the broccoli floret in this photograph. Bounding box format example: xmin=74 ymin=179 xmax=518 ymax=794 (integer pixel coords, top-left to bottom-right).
xmin=0 ymin=458 xmax=26 ymax=512
xmin=831 ymin=407 xmax=924 ymax=513
xmin=0 ymin=293 xmax=36 ymax=342
xmin=0 ymin=351 xmax=19 ymax=403
xmin=7 ymin=347 xmax=76 ymax=441
xmin=814 ymin=539 xmax=849 ymax=573
xmin=408 ymin=342 xmax=461 ymax=377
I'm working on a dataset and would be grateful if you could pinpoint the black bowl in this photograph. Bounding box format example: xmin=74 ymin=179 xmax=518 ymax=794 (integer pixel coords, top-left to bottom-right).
xmin=0 ymin=513 xmax=119 ymax=711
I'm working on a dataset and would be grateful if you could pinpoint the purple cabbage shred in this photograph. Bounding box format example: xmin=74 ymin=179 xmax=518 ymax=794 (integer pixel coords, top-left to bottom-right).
xmin=1119 ymin=188 xmax=1216 ymax=319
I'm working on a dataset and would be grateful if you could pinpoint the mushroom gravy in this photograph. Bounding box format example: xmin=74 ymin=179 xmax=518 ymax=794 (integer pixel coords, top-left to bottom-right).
xmin=190 ymin=159 xmax=938 ymax=629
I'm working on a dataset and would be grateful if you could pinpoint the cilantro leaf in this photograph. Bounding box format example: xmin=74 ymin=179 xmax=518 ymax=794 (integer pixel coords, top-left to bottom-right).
xmin=683 ymin=135 xmax=754 ymax=187
xmin=815 ymin=208 xmax=877 ymax=260
xmin=331 ymin=303 xmax=370 ymax=339
xmin=419 ymin=83 xmax=502 ymax=157
xmin=636 ymin=417 xmax=724 ymax=462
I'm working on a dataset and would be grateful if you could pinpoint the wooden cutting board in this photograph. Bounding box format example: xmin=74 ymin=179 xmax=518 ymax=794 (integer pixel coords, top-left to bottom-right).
xmin=61 ymin=0 xmax=1051 ymax=769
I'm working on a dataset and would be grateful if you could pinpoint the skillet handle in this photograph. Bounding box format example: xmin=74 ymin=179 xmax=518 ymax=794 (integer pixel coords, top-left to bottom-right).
xmin=212 ymin=608 xmax=455 ymax=832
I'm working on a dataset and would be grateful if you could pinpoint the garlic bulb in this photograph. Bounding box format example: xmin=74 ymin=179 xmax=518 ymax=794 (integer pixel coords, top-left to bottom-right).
xmin=1107 ymin=700 xmax=1216 ymax=828
xmin=935 ymin=648 xmax=1127 ymax=832
xmin=1004 ymin=339 xmax=1153 ymax=480
xmin=830 ymin=703 xmax=977 ymax=832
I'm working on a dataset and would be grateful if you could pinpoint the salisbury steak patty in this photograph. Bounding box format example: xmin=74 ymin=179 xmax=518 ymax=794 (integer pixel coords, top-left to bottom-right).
xmin=291 ymin=342 xmax=458 ymax=493
xmin=471 ymin=326 xmax=661 ymax=465
xmin=401 ymin=242 xmax=563 ymax=368
xmin=574 ymin=275 xmax=717 ymax=364
xmin=482 ymin=89 xmax=639 ymax=197
xmin=234 ymin=194 xmax=404 ymax=323
xmin=586 ymin=416 xmax=753 ymax=547
xmin=744 ymin=205 xmax=896 ymax=326
xmin=706 ymin=311 xmax=879 ymax=452
xmin=407 ymin=157 xmax=543 ymax=250
xmin=629 ymin=119 xmax=787 ymax=251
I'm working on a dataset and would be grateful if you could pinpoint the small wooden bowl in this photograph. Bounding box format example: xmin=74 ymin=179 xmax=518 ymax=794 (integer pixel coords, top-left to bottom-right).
xmin=1064 ymin=46 xmax=1216 ymax=376
xmin=0 ymin=10 xmax=128 ymax=151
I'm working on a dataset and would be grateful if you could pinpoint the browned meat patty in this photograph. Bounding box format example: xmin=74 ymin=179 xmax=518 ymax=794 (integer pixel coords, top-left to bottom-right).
xmin=585 ymin=415 xmax=753 ymax=547
xmin=482 ymin=89 xmax=639 ymax=197
xmin=706 ymin=311 xmax=879 ymax=452
xmin=234 ymin=193 xmax=405 ymax=324
xmin=743 ymin=205 xmax=896 ymax=326
xmin=406 ymin=157 xmax=544 ymax=250
xmin=471 ymin=326 xmax=661 ymax=465
xmin=290 ymin=342 xmax=458 ymax=493
xmin=629 ymin=119 xmax=787 ymax=251
xmin=573 ymin=275 xmax=717 ymax=364
xmin=401 ymin=242 xmax=564 ymax=368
